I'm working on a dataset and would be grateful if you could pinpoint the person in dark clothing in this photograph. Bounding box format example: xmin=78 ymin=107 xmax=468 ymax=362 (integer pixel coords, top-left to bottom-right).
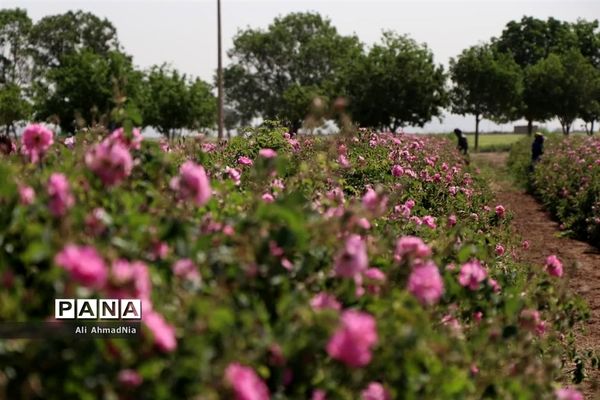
xmin=454 ymin=128 xmax=468 ymax=155
xmin=531 ymin=132 xmax=544 ymax=163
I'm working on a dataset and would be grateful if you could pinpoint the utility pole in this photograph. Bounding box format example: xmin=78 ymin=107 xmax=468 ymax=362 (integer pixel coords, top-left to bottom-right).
xmin=217 ymin=0 xmax=224 ymax=140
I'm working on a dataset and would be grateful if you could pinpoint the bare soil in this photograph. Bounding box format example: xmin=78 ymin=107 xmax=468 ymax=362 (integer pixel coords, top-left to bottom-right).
xmin=472 ymin=152 xmax=600 ymax=399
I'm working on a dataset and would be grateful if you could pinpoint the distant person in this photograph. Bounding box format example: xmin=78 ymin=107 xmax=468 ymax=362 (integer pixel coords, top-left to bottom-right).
xmin=531 ymin=132 xmax=544 ymax=163
xmin=454 ymin=128 xmax=468 ymax=155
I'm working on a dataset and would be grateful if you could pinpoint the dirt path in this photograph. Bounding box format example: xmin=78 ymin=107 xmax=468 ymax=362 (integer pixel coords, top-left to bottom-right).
xmin=472 ymin=152 xmax=600 ymax=399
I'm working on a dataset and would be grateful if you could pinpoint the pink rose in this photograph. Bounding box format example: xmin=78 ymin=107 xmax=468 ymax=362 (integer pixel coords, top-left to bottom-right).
xmin=407 ymin=261 xmax=444 ymax=305
xmin=143 ymin=310 xmax=177 ymax=352
xmin=334 ymin=235 xmax=368 ymax=278
xmin=47 ymin=173 xmax=74 ymax=217
xmin=170 ymin=161 xmax=212 ymax=206
xmin=310 ymin=293 xmax=342 ymax=311
xmin=458 ymin=260 xmax=487 ymax=290
xmin=19 ymin=186 xmax=35 ymax=205
xmin=394 ymin=236 xmax=431 ymax=262
xmin=85 ymin=141 xmax=133 ymax=186
xmin=22 ymin=124 xmax=54 ymax=163
xmin=108 ymin=127 xmax=143 ymax=150
xmin=361 ymin=382 xmax=391 ymax=400
xmin=118 ymin=369 xmax=143 ymax=388
xmin=259 ymin=148 xmax=277 ymax=158
xmin=238 ymin=156 xmax=254 ymax=166
xmin=225 ymin=363 xmax=270 ymax=400
xmin=555 ymin=388 xmax=583 ymax=400
xmin=545 ymin=255 xmax=563 ymax=277
xmin=495 ymin=205 xmax=505 ymax=218
xmin=326 ymin=310 xmax=378 ymax=367
xmin=54 ymin=244 xmax=107 ymax=288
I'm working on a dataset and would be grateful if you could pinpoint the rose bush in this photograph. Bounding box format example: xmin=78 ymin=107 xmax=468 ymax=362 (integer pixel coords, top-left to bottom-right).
xmin=0 ymin=125 xmax=588 ymax=399
xmin=509 ymin=135 xmax=600 ymax=246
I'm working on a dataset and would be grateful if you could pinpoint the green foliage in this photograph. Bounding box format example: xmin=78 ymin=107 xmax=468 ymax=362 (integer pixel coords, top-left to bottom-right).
xmin=509 ymin=135 xmax=600 ymax=244
xmin=524 ymin=50 xmax=597 ymax=134
xmin=0 ymin=128 xmax=589 ymax=398
xmin=494 ymin=16 xmax=577 ymax=68
xmin=0 ymin=8 xmax=33 ymax=87
xmin=29 ymin=10 xmax=119 ymax=70
xmin=224 ymin=12 xmax=362 ymax=130
xmin=346 ymin=32 xmax=447 ymax=131
xmin=450 ymin=44 xmax=522 ymax=148
xmin=141 ymin=65 xmax=216 ymax=138
xmin=0 ymin=83 xmax=31 ymax=134
xmin=34 ymin=49 xmax=142 ymax=133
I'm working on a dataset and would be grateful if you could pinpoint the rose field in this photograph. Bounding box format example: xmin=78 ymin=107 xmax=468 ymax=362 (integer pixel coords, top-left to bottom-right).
xmin=0 ymin=124 xmax=593 ymax=399
xmin=509 ymin=135 xmax=600 ymax=246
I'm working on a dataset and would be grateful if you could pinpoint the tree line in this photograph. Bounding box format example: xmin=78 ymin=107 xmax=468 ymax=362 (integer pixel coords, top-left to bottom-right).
xmin=1 ymin=9 xmax=599 ymax=147
xmin=0 ymin=9 xmax=215 ymax=138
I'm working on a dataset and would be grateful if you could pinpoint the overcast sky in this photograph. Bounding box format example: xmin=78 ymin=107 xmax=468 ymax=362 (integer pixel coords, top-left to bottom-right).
xmin=4 ymin=0 xmax=600 ymax=132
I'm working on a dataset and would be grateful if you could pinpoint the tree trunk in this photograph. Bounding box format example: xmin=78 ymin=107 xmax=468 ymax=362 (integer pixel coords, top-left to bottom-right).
xmin=560 ymin=119 xmax=571 ymax=135
xmin=592 ymin=120 xmax=595 ymax=136
xmin=527 ymin=119 xmax=533 ymax=136
xmin=475 ymin=114 xmax=480 ymax=151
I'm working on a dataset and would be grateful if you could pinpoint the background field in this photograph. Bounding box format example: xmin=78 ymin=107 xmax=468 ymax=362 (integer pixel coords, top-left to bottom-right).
xmin=465 ymin=133 xmax=528 ymax=152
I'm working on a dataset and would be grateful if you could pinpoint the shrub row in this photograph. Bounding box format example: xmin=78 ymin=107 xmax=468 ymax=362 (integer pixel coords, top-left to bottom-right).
xmin=0 ymin=126 xmax=588 ymax=399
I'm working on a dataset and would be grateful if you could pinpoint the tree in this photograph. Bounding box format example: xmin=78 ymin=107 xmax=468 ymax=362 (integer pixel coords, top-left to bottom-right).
xmin=494 ymin=16 xmax=576 ymax=68
xmin=34 ymin=49 xmax=142 ymax=133
xmin=0 ymin=8 xmax=33 ymax=87
xmin=572 ymin=19 xmax=600 ymax=68
xmin=29 ymin=10 xmax=119 ymax=71
xmin=141 ymin=66 xmax=216 ymax=138
xmin=524 ymin=50 xmax=597 ymax=135
xmin=0 ymin=9 xmax=33 ymax=135
xmin=0 ymin=83 xmax=30 ymax=136
xmin=494 ymin=16 xmax=577 ymax=134
xmin=579 ymin=67 xmax=600 ymax=135
xmin=224 ymin=12 xmax=362 ymax=132
xmin=449 ymin=44 xmax=522 ymax=149
xmin=345 ymin=32 xmax=447 ymax=131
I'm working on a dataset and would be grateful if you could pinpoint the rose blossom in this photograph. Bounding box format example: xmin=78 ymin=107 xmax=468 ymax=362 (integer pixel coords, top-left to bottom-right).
xmin=495 ymin=205 xmax=505 ymax=218
xmin=108 ymin=127 xmax=143 ymax=150
xmin=107 ymin=259 xmax=151 ymax=300
xmin=224 ymin=362 xmax=270 ymax=400
xmin=458 ymin=260 xmax=487 ymax=290
xmin=22 ymin=124 xmax=54 ymax=162
xmin=495 ymin=244 xmax=505 ymax=256
xmin=172 ymin=258 xmax=200 ymax=281
xmin=143 ymin=310 xmax=177 ymax=352
xmin=422 ymin=215 xmax=436 ymax=229
xmin=555 ymin=388 xmax=583 ymax=400
xmin=19 ymin=186 xmax=35 ymax=205
xmin=394 ymin=236 xmax=431 ymax=262
xmin=361 ymin=382 xmax=391 ymax=400
xmin=448 ymin=214 xmax=457 ymax=226
xmin=47 ymin=173 xmax=74 ymax=216
xmin=334 ymin=235 xmax=368 ymax=278
xmin=261 ymin=193 xmax=275 ymax=203
xmin=85 ymin=141 xmax=133 ymax=186
xmin=326 ymin=310 xmax=378 ymax=367
xmin=54 ymin=244 xmax=107 ymax=288
xmin=170 ymin=161 xmax=212 ymax=206
xmin=407 ymin=261 xmax=444 ymax=305
xmin=118 ymin=369 xmax=143 ymax=388
xmin=238 ymin=156 xmax=253 ymax=166
xmin=258 ymin=148 xmax=277 ymax=158
xmin=545 ymin=255 xmax=563 ymax=277
xmin=310 ymin=292 xmax=342 ymax=311
xmin=519 ymin=309 xmax=547 ymax=336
